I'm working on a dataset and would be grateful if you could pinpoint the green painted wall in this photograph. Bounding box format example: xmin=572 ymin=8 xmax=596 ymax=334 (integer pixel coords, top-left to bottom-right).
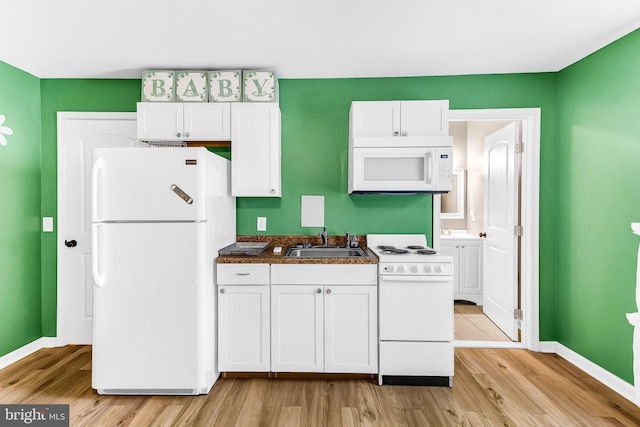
xmin=249 ymin=74 xmax=559 ymax=341
xmin=556 ymin=29 xmax=640 ymax=382
xmin=35 ymin=73 xmax=559 ymax=344
xmin=0 ymin=62 xmax=42 ymax=355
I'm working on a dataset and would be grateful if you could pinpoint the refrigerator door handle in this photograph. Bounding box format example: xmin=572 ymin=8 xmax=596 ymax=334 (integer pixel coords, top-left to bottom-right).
xmin=92 ymin=157 xmax=105 ymax=222
xmin=92 ymin=224 xmax=106 ymax=288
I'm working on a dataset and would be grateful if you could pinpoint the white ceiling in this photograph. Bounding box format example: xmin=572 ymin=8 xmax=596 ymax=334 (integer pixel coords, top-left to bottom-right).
xmin=2 ymin=0 xmax=640 ymax=79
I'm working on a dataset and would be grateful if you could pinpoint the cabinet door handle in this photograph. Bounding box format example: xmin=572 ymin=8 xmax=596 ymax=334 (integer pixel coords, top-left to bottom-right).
xmin=393 ymin=131 xmax=399 ymax=136
xmin=401 ymin=131 xmax=407 ymax=136
xmin=270 ymin=189 xmax=276 ymax=194
xmin=326 ymin=288 xmax=332 ymax=294
xmin=176 ymin=132 xmax=181 ymax=138
xmin=316 ymin=288 xmax=322 ymax=293
xmin=219 ymin=288 xmax=225 ymax=294
xmin=185 ymin=132 xmax=190 ymax=138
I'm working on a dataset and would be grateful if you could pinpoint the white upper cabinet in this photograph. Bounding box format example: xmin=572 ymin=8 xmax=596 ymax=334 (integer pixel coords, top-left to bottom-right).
xmin=137 ymin=102 xmax=231 ymax=141
xmin=350 ymin=100 xmax=449 ymax=146
xmin=231 ymin=102 xmax=281 ymax=197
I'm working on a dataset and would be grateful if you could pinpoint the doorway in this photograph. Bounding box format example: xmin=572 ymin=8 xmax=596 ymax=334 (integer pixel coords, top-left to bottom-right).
xmin=432 ymin=108 xmax=540 ymax=351
xmin=56 ymin=112 xmax=139 ymax=345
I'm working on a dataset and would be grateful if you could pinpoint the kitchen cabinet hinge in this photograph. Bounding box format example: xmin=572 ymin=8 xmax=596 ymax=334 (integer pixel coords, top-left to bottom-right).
xmin=516 ymin=142 xmax=524 ymax=153
xmin=514 ymin=225 xmax=523 ymax=237
xmin=514 ymin=308 xmax=523 ymax=321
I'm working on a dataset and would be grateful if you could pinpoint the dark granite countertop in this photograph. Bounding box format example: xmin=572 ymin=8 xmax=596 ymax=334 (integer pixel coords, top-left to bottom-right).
xmin=216 ymin=235 xmax=379 ymax=265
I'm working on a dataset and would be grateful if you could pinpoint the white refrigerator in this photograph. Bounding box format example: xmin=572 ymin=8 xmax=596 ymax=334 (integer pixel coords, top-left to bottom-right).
xmin=91 ymin=147 xmax=235 ymax=395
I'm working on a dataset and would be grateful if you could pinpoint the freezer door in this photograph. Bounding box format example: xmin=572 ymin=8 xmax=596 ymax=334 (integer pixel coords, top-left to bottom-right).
xmin=92 ymin=222 xmax=209 ymax=393
xmin=93 ymin=147 xmax=208 ymax=222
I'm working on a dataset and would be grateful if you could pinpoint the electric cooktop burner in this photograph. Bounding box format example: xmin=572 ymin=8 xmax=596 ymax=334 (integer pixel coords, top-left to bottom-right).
xmin=379 ymin=248 xmax=410 ymax=255
xmin=375 ymin=244 xmax=437 ymax=256
xmin=416 ymin=249 xmax=437 ymax=255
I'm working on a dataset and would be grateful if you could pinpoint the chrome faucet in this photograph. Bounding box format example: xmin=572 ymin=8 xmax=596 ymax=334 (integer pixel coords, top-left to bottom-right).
xmin=319 ymin=227 xmax=328 ymax=246
xmin=344 ymin=232 xmax=350 ymax=248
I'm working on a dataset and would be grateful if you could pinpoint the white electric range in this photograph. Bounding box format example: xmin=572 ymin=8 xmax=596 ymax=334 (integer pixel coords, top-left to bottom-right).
xmin=367 ymin=234 xmax=454 ymax=386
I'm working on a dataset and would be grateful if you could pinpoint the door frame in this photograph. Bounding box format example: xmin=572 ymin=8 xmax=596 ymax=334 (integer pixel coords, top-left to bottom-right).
xmin=56 ymin=112 xmax=137 ymax=345
xmin=433 ymin=108 xmax=540 ymax=352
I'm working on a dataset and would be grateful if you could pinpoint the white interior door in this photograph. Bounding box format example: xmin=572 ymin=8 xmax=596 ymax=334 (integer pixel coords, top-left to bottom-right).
xmin=482 ymin=122 xmax=519 ymax=341
xmin=57 ymin=113 xmax=138 ymax=344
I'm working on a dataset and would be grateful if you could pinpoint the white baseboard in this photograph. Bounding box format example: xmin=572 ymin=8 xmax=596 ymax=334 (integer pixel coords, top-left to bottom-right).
xmin=454 ymin=340 xmax=525 ymax=349
xmin=554 ymin=342 xmax=637 ymax=406
xmin=538 ymin=340 xmax=557 ymax=353
xmin=0 ymin=337 xmax=62 ymax=371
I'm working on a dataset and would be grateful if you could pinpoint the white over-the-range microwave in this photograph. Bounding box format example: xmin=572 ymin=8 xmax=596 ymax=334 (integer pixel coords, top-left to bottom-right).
xmin=348 ymin=137 xmax=453 ymax=194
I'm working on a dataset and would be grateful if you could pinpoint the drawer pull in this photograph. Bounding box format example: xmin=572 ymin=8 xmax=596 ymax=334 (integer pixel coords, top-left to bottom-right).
xmin=235 ymin=273 xmax=251 ymax=276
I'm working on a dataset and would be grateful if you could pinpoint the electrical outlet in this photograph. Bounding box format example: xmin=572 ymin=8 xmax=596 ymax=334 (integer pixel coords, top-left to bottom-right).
xmin=257 ymin=217 xmax=267 ymax=232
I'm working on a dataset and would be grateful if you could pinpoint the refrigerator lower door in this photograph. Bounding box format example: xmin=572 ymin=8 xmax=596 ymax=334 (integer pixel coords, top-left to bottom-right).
xmin=92 ymin=222 xmax=210 ymax=394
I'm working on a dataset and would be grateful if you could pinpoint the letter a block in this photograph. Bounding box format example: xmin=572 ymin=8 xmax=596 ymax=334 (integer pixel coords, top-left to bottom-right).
xmin=142 ymin=70 xmax=175 ymax=102
xmin=243 ymin=70 xmax=277 ymax=102
xmin=208 ymin=70 xmax=242 ymax=102
xmin=175 ymin=71 xmax=208 ymax=102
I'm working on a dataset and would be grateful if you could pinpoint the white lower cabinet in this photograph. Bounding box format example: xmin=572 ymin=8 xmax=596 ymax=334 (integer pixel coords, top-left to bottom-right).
xmin=323 ymin=285 xmax=378 ymax=373
xmin=217 ymin=264 xmax=270 ymax=372
xmin=218 ymin=263 xmax=378 ymax=374
xmin=271 ymin=285 xmax=324 ymax=372
xmin=440 ymin=237 xmax=483 ymax=304
xmin=270 ymin=264 xmax=378 ymax=374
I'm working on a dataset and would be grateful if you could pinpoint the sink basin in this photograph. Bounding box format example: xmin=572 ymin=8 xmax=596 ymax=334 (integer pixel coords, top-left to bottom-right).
xmin=284 ymin=247 xmax=367 ymax=258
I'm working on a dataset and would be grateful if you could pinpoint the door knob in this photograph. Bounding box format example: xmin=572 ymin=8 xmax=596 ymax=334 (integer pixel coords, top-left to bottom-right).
xmin=479 ymin=232 xmax=487 ymax=238
xmin=65 ymin=239 xmax=77 ymax=247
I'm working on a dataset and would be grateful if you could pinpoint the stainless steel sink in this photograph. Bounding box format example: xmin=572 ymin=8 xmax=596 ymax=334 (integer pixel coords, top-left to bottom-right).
xmin=284 ymin=246 xmax=367 ymax=258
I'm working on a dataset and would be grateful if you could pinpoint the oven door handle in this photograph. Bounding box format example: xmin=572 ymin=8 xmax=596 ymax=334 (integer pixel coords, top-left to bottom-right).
xmin=380 ymin=275 xmax=453 ymax=282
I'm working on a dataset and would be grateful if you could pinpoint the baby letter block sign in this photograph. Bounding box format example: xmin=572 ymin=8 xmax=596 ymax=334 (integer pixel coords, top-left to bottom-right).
xmin=142 ymin=70 xmax=175 ymax=102
xmin=208 ymin=70 xmax=242 ymax=102
xmin=243 ymin=70 xmax=277 ymax=102
xmin=175 ymin=71 xmax=208 ymax=102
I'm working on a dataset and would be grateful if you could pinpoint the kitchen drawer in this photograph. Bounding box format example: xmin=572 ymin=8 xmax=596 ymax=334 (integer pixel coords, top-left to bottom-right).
xmin=270 ymin=264 xmax=377 ymax=285
xmin=217 ymin=264 xmax=270 ymax=285
xmin=379 ymin=341 xmax=454 ymax=376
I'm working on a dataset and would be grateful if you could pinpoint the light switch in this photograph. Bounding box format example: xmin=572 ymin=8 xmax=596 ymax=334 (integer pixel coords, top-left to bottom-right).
xmin=257 ymin=217 xmax=267 ymax=232
xmin=43 ymin=217 xmax=54 ymax=232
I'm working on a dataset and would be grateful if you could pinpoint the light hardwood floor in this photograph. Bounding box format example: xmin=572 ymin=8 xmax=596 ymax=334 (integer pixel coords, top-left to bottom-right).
xmin=455 ymin=304 xmax=512 ymax=342
xmin=2 ymin=345 xmax=639 ymax=426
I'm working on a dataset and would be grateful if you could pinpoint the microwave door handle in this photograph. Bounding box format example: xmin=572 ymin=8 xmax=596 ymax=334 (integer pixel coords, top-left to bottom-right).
xmin=426 ymin=151 xmax=433 ymax=184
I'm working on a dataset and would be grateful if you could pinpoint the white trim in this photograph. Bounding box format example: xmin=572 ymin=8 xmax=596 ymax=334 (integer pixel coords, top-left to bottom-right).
xmin=454 ymin=340 xmax=524 ymax=349
xmin=555 ymin=342 xmax=638 ymax=406
xmin=0 ymin=338 xmax=60 ymax=370
xmin=56 ymin=112 xmax=138 ymax=346
xmin=538 ymin=340 xmax=557 ymax=353
xmin=446 ymin=108 xmax=541 ymax=353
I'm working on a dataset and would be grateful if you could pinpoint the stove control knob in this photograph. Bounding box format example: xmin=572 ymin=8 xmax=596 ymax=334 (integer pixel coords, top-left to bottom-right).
xmin=423 ymin=265 xmax=432 ymax=273
xmin=410 ymin=265 xmax=418 ymax=273
xmin=434 ymin=265 xmax=442 ymax=273
xmin=397 ymin=265 xmax=405 ymax=273
xmin=386 ymin=265 xmax=394 ymax=273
